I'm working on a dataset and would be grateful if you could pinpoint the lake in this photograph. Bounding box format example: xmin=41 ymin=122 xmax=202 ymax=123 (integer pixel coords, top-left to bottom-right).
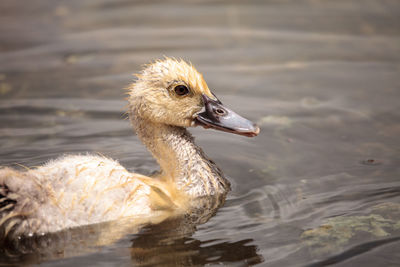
xmin=0 ymin=0 xmax=399 ymax=266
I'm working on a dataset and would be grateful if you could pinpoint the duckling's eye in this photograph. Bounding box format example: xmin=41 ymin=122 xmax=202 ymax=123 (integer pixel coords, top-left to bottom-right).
xmin=174 ymin=85 xmax=190 ymax=96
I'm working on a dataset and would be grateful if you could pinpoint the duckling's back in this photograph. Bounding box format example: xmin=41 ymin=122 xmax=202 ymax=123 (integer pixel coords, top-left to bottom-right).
xmin=0 ymin=155 xmax=153 ymax=239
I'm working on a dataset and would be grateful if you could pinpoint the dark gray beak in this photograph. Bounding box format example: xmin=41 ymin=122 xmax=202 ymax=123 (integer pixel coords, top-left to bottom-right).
xmin=194 ymin=94 xmax=260 ymax=137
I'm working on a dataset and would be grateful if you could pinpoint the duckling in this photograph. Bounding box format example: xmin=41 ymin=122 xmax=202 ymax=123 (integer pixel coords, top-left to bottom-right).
xmin=0 ymin=58 xmax=259 ymax=240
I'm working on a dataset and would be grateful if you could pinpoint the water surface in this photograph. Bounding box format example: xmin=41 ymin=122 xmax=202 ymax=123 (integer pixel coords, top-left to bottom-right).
xmin=0 ymin=0 xmax=399 ymax=266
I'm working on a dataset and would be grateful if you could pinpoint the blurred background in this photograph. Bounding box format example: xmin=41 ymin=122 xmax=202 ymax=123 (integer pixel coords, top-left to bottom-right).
xmin=0 ymin=0 xmax=399 ymax=266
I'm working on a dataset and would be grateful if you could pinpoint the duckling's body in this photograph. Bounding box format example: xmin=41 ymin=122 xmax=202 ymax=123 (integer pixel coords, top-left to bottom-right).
xmin=1 ymin=155 xmax=153 ymax=235
xmin=0 ymin=58 xmax=258 ymax=240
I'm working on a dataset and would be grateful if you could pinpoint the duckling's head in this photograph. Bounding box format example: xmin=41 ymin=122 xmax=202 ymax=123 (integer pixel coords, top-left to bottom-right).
xmin=128 ymin=57 xmax=259 ymax=137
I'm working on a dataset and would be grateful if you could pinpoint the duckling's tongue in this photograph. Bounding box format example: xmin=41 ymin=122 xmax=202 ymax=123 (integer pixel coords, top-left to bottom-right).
xmin=194 ymin=94 xmax=260 ymax=137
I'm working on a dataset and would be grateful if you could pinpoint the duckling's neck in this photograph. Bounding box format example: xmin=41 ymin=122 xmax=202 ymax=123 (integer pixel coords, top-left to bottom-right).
xmin=130 ymin=116 xmax=230 ymax=197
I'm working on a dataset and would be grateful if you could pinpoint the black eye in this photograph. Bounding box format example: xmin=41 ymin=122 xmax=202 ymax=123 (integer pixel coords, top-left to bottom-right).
xmin=174 ymin=85 xmax=189 ymax=96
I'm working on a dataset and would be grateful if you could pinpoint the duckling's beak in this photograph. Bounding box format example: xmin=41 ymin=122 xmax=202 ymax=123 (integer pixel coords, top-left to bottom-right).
xmin=194 ymin=94 xmax=260 ymax=137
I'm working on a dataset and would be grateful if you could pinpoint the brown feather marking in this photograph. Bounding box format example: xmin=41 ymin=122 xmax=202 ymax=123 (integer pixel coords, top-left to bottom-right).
xmin=70 ymin=193 xmax=78 ymax=210
xmin=78 ymin=193 xmax=89 ymax=204
xmin=125 ymin=184 xmax=143 ymax=203
xmin=148 ymin=185 xmax=176 ymax=211
xmin=0 ymin=204 xmax=14 ymax=219
xmin=201 ymin=160 xmax=219 ymax=193
xmin=199 ymin=170 xmax=210 ymax=196
xmin=108 ymin=168 xmax=118 ymax=178
xmin=180 ymin=155 xmax=194 ymax=191
xmin=14 ymin=163 xmax=31 ymax=172
xmin=102 ymin=179 xmax=134 ymax=193
xmin=4 ymin=218 xmax=20 ymax=238
xmin=54 ymin=190 xmax=64 ymax=206
xmin=0 ymin=212 xmax=24 ymax=230
xmin=102 ymin=199 xmax=119 ymax=217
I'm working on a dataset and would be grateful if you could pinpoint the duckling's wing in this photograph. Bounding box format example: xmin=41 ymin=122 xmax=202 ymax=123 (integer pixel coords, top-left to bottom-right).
xmin=0 ymin=167 xmax=45 ymax=240
xmin=0 ymin=183 xmax=17 ymax=219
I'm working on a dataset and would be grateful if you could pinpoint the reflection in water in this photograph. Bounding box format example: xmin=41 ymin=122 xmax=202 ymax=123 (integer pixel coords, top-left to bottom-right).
xmin=130 ymin=212 xmax=263 ymax=266
xmin=0 ymin=195 xmax=263 ymax=266
xmin=131 ymin=235 xmax=262 ymax=266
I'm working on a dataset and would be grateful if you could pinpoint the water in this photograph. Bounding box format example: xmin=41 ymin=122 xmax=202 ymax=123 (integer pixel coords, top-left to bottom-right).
xmin=1 ymin=0 xmax=399 ymax=266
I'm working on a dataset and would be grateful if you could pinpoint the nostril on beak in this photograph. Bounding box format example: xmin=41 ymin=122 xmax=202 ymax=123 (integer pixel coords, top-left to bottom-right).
xmin=214 ymin=108 xmax=226 ymax=116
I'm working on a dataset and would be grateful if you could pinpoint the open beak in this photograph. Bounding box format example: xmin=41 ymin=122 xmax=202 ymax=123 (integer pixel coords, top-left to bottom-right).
xmin=194 ymin=94 xmax=260 ymax=137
